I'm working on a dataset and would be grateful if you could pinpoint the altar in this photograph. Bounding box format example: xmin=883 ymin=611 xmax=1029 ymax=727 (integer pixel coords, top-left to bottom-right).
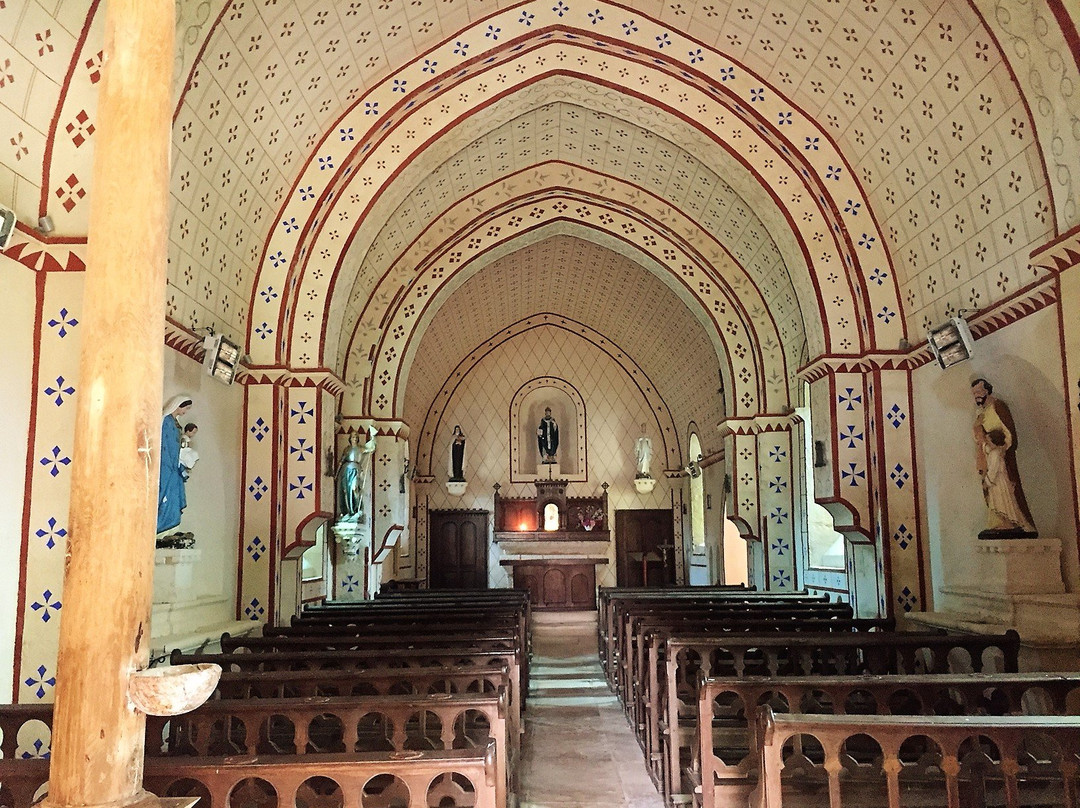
xmin=494 ymin=479 xmax=610 ymax=610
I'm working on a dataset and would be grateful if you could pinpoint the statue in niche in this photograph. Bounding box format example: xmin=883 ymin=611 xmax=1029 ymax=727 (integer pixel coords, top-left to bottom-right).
xmin=537 ymin=407 xmax=560 ymax=464
xmin=449 ymin=425 xmax=467 ymax=481
xmin=971 ymin=378 xmax=1037 ymax=538
xmin=336 ymin=426 xmax=378 ymax=523
xmin=634 ymin=424 xmax=653 ymax=478
xmin=157 ymin=395 xmax=192 ymax=534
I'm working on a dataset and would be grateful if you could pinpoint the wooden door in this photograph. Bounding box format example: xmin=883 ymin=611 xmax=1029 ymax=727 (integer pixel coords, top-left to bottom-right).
xmin=428 ymin=510 xmax=489 ymax=589
xmin=615 ymin=508 xmax=677 ymax=587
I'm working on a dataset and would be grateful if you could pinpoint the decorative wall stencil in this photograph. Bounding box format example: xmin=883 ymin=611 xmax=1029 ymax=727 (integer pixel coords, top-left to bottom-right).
xmin=238 ymin=383 xmax=276 ymax=622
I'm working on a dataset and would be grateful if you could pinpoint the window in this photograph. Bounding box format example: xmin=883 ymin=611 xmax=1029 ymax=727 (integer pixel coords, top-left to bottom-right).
xmin=799 ymin=383 xmax=845 ymax=569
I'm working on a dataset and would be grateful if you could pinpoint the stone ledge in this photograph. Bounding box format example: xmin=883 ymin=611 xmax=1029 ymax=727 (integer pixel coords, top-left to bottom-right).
xmin=908 ymin=587 xmax=1080 ymax=650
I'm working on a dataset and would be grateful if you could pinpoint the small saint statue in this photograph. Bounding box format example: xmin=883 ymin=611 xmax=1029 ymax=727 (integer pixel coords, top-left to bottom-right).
xmin=336 ymin=426 xmax=378 ymax=523
xmin=179 ymin=423 xmax=199 ymax=481
xmin=633 ymin=424 xmax=653 ymax=479
xmin=537 ymin=407 xmax=559 ymax=464
xmin=449 ymin=425 xmax=467 ymax=481
xmin=971 ymin=378 xmax=1037 ymax=538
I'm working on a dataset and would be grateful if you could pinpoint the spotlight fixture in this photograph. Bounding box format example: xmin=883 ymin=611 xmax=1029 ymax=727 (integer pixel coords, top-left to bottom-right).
xmin=0 ymin=205 xmax=15 ymax=249
xmin=202 ymin=332 xmax=242 ymax=385
xmin=37 ymin=215 xmax=54 ymax=234
xmin=927 ymin=316 xmax=974 ymax=369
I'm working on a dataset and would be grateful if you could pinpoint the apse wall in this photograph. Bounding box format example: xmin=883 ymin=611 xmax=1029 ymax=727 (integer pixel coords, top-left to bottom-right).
xmin=407 ymin=325 xmax=685 ymax=588
xmin=913 ymin=302 xmax=1078 ymax=605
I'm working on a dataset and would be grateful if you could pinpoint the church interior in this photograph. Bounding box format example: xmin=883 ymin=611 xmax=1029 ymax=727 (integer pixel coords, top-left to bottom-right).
xmin=2 ymin=0 xmax=1080 ymax=806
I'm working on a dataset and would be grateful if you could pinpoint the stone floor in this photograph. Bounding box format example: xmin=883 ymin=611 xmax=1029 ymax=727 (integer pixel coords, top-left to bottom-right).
xmin=518 ymin=613 xmax=665 ymax=808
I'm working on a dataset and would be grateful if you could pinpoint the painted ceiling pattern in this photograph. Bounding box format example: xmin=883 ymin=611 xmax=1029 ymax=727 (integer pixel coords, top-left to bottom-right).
xmin=1 ymin=0 xmax=1077 ymax=404
xmin=337 ymin=100 xmax=809 ymax=370
xmin=356 ymin=188 xmax=792 ymax=420
xmin=402 ymin=233 xmax=727 ymax=444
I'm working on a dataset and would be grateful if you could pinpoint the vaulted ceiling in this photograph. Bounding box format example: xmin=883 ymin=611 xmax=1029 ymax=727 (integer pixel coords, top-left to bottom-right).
xmin=2 ymin=0 xmax=1078 ymax=423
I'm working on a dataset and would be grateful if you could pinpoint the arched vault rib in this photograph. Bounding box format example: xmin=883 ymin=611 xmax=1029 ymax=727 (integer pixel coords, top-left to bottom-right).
xmin=251 ymin=29 xmax=903 ymax=369
xmin=383 ymin=221 xmax=752 ymax=421
xmin=329 ymin=103 xmax=812 ymax=375
xmin=340 ymin=168 xmax=794 ymax=411
xmin=349 ymin=198 xmax=787 ymax=420
xmin=308 ymin=74 xmax=836 ymax=374
xmin=408 ymin=314 xmax=686 ymax=477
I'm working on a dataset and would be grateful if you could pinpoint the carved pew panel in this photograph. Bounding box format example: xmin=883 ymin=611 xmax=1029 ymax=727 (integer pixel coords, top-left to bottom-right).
xmin=697 ymin=673 xmax=1080 ymax=808
xmin=651 ymin=631 xmax=1021 ymax=805
xmin=755 ymin=710 xmax=1080 ymax=808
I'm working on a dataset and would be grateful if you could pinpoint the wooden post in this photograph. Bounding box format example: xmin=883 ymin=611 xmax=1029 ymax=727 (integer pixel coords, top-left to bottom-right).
xmin=44 ymin=1 xmax=173 ymax=807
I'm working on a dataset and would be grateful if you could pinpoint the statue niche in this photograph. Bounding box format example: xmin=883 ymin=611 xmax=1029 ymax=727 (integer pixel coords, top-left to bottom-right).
xmin=510 ymin=380 xmax=585 ymax=481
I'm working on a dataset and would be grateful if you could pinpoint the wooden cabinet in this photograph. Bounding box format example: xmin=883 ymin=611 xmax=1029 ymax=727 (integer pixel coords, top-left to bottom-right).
xmin=501 ymin=559 xmax=602 ymax=610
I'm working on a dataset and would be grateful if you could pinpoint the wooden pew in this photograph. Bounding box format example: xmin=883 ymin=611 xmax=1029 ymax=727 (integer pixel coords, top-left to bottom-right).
xmin=623 ymin=617 xmax=893 ymax=741
xmin=146 ymin=690 xmax=513 ymax=807
xmin=600 ymin=591 xmax=834 ymax=685
xmin=213 ymin=663 xmax=510 ymax=700
xmin=650 ymin=630 xmax=1021 ymax=804
xmin=754 ymin=707 xmax=1080 ymax=808
xmin=0 ymin=707 xmax=501 ymax=808
xmin=614 ymin=603 xmax=863 ymax=703
xmin=173 ymin=644 xmax=524 ymax=746
xmin=697 ymin=672 xmax=1080 ymax=808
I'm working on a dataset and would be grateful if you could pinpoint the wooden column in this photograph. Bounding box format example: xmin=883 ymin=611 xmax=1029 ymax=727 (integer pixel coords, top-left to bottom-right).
xmin=44 ymin=1 xmax=174 ymax=807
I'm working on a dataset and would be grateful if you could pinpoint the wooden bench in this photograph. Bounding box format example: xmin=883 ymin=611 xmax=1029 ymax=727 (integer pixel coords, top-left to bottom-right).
xmin=598 ymin=588 xmax=816 ymax=669
xmin=615 ymin=605 xmax=870 ymax=705
xmin=146 ymin=690 xmax=513 ymax=807
xmin=697 ymin=672 xmax=1080 ymax=808
xmin=213 ymin=663 xmax=510 ymax=701
xmin=623 ymin=617 xmax=893 ymax=741
xmin=649 ymin=630 xmax=1021 ymax=804
xmin=0 ymin=705 xmax=502 ymax=808
xmin=600 ymin=592 xmax=834 ymax=686
xmin=754 ymin=708 xmax=1080 ymax=808
xmin=174 ymin=644 xmax=524 ymax=745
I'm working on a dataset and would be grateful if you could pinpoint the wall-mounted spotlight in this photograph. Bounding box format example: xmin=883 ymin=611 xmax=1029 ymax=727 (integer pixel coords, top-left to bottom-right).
xmin=202 ymin=331 xmax=242 ymax=385
xmin=0 ymin=205 xmax=16 ymax=249
xmin=37 ymin=215 xmax=54 ymax=234
xmin=927 ymin=316 xmax=974 ymax=369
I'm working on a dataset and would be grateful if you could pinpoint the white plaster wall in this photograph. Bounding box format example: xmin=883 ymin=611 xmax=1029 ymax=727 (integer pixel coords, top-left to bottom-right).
xmin=156 ymin=347 xmax=244 ymax=631
xmin=413 ymin=327 xmax=681 ymax=589
xmin=913 ymin=305 xmax=1078 ymax=604
xmin=0 ymin=257 xmax=36 ymax=702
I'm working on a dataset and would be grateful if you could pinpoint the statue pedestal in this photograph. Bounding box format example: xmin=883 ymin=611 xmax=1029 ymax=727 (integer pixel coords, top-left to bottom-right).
xmin=908 ymin=536 xmax=1080 ymax=666
xmin=331 ymin=519 xmax=369 ymax=562
xmin=153 ymin=548 xmax=201 ymax=604
xmin=446 ymin=480 xmax=467 ymax=496
xmin=973 ymin=537 xmax=1064 ymax=595
xmin=634 ymin=477 xmax=656 ymax=494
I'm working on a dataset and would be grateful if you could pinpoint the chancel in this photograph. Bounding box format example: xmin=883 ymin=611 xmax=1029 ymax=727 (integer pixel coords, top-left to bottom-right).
xmin=2 ymin=2 xmax=1080 ymax=807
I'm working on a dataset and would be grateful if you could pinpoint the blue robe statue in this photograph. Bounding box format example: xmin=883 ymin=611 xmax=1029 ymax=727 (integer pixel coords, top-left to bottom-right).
xmin=157 ymin=399 xmax=190 ymax=533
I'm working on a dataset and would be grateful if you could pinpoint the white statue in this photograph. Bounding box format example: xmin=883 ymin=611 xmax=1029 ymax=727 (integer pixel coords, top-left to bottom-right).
xmin=634 ymin=425 xmax=653 ymax=478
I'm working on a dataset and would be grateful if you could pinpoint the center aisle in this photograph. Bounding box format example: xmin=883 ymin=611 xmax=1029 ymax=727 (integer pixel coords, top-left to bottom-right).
xmin=518 ymin=613 xmax=666 ymax=808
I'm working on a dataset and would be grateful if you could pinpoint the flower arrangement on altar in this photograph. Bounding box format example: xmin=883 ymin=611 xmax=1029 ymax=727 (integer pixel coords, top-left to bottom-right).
xmin=579 ymin=506 xmax=605 ymax=531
